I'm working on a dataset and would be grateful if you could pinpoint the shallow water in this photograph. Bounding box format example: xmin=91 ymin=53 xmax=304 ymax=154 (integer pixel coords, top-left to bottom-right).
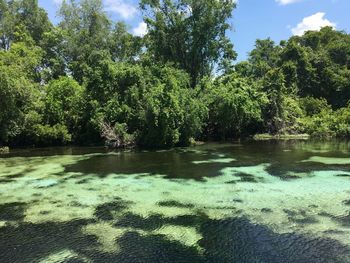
xmin=0 ymin=141 xmax=350 ymax=263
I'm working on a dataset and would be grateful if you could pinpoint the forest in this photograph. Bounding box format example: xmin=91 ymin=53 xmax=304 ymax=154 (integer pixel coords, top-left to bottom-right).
xmin=0 ymin=0 xmax=350 ymax=148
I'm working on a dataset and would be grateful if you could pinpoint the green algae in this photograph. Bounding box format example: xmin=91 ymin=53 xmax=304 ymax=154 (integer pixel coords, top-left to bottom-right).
xmin=1 ymin=143 xmax=350 ymax=260
xmin=302 ymin=156 xmax=350 ymax=165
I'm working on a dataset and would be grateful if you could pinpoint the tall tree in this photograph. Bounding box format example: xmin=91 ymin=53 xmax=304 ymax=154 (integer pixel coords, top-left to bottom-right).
xmin=0 ymin=0 xmax=52 ymax=49
xmin=58 ymin=0 xmax=112 ymax=82
xmin=0 ymin=41 xmax=42 ymax=144
xmin=280 ymin=27 xmax=350 ymax=107
xmin=109 ymin=22 xmax=143 ymax=63
xmin=0 ymin=0 xmax=14 ymax=50
xmin=14 ymin=0 xmax=52 ymax=44
xmin=141 ymin=0 xmax=237 ymax=86
xmin=248 ymin=38 xmax=281 ymax=79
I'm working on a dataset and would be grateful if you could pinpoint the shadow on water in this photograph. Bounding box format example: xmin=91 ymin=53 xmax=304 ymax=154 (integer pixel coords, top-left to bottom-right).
xmin=93 ymin=198 xmax=133 ymax=221
xmin=198 ymin=217 xmax=350 ymax=263
xmin=64 ymin=150 xmax=237 ymax=179
xmin=0 ymin=213 xmax=349 ymax=263
xmin=0 ymin=219 xmax=98 ymax=263
xmin=61 ymin=141 xmax=350 ymax=180
xmin=0 ymin=202 xmax=27 ymax=221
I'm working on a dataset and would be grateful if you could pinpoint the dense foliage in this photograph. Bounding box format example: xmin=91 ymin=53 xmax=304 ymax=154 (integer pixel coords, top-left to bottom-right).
xmin=0 ymin=0 xmax=349 ymax=148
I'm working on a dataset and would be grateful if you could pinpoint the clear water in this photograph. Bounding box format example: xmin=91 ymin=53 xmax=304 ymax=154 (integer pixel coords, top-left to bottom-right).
xmin=0 ymin=141 xmax=350 ymax=263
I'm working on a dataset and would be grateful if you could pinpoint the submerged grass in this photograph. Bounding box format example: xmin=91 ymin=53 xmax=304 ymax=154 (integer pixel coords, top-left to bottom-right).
xmin=0 ymin=143 xmax=350 ymax=262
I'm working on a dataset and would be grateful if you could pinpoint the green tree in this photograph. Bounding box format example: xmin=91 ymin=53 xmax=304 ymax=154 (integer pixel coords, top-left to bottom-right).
xmin=280 ymin=27 xmax=350 ymax=108
xmin=0 ymin=41 xmax=42 ymax=144
xmin=43 ymin=76 xmax=85 ymax=139
xmin=141 ymin=0 xmax=237 ymax=86
xmin=109 ymin=22 xmax=143 ymax=62
xmin=87 ymin=62 xmax=207 ymax=148
xmin=140 ymin=66 xmax=206 ymax=147
xmin=40 ymin=27 xmax=67 ymax=81
xmin=248 ymin=38 xmax=281 ymax=79
xmin=204 ymin=74 xmax=265 ymax=139
xmin=0 ymin=0 xmax=15 ymax=50
xmin=58 ymin=0 xmax=112 ymax=83
xmin=0 ymin=0 xmax=52 ymax=49
xmin=261 ymin=69 xmax=287 ymax=134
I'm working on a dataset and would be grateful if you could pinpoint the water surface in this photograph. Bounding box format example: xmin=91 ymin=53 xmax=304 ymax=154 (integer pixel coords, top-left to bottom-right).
xmin=1 ymin=141 xmax=350 ymax=262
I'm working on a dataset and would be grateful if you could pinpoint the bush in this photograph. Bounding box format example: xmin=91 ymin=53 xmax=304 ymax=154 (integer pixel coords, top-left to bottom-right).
xmin=300 ymin=97 xmax=331 ymax=116
xmin=29 ymin=124 xmax=72 ymax=146
xmin=332 ymin=106 xmax=350 ymax=137
xmin=44 ymin=77 xmax=85 ymax=137
xmin=281 ymin=96 xmax=304 ymax=134
xmin=300 ymin=105 xmax=350 ymax=138
xmin=204 ymin=74 xmax=265 ymax=139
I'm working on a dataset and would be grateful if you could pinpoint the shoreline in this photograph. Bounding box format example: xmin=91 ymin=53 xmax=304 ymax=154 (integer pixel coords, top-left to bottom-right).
xmin=4 ymin=134 xmax=350 ymax=154
xmin=253 ymin=134 xmax=311 ymax=141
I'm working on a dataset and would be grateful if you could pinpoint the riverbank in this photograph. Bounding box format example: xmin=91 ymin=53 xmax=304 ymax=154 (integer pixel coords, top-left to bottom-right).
xmin=253 ymin=134 xmax=311 ymax=141
xmin=4 ymin=134 xmax=350 ymax=152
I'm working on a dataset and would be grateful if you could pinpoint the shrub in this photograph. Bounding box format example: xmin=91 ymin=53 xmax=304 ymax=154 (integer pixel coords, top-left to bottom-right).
xmin=30 ymin=124 xmax=72 ymax=146
xmin=204 ymin=74 xmax=265 ymax=139
xmin=44 ymin=77 xmax=85 ymax=137
xmin=300 ymin=105 xmax=350 ymax=138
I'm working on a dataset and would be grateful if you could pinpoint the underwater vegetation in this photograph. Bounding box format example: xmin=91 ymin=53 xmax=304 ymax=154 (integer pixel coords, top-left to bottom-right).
xmin=0 ymin=141 xmax=350 ymax=262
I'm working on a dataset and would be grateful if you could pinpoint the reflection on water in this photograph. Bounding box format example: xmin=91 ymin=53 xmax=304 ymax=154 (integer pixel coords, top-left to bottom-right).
xmin=0 ymin=141 xmax=350 ymax=262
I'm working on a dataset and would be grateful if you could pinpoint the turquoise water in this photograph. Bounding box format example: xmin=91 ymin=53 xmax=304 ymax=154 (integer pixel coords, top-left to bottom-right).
xmin=0 ymin=141 xmax=350 ymax=262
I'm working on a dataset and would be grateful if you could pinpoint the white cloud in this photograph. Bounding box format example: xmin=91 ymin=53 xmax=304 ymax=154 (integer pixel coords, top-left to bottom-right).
xmin=132 ymin=22 xmax=148 ymax=37
xmin=275 ymin=0 xmax=303 ymax=5
xmin=291 ymin=12 xmax=336 ymax=36
xmin=104 ymin=0 xmax=138 ymax=19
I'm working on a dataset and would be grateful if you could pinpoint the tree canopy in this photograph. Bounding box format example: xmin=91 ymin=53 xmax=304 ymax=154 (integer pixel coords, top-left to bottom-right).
xmin=141 ymin=0 xmax=237 ymax=86
xmin=1 ymin=1 xmax=350 ymax=148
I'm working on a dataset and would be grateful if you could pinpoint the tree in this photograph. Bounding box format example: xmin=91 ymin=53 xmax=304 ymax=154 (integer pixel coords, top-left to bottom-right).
xmin=248 ymin=38 xmax=281 ymax=79
xmin=204 ymin=74 xmax=265 ymax=139
xmin=0 ymin=0 xmax=15 ymax=50
xmin=87 ymin=62 xmax=207 ymax=148
xmin=0 ymin=41 xmax=42 ymax=144
xmin=43 ymin=76 xmax=85 ymax=139
xmin=280 ymin=27 xmax=350 ymax=108
xmin=140 ymin=66 xmax=206 ymax=147
xmin=40 ymin=27 xmax=67 ymax=81
xmin=141 ymin=0 xmax=237 ymax=86
xmin=13 ymin=0 xmax=52 ymax=45
xmin=0 ymin=0 xmax=52 ymax=49
xmin=58 ymin=0 xmax=112 ymax=83
xmin=109 ymin=22 xmax=143 ymax=62
xmin=2 ymin=0 xmax=350 ymax=147
xmin=261 ymin=69 xmax=287 ymax=134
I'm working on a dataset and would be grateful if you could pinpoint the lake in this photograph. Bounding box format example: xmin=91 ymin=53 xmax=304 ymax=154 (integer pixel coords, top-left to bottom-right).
xmin=0 ymin=141 xmax=350 ymax=263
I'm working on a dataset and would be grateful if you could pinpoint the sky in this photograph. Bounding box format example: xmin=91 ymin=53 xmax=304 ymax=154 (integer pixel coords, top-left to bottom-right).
xmin=38 ymin=0 xmax=350 ymax=61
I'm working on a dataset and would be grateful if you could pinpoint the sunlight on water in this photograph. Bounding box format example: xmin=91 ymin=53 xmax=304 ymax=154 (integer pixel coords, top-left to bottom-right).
xmin=192 ymin=158 xmax=236 ymax=164
xmin=0 ymin=141 xmax=350 ymax=262
xmin=302 ymin=156 xmax=350 ymax=165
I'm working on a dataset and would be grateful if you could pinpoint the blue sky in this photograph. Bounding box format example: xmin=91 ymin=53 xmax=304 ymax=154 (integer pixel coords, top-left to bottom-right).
xmin=38 ymin=0 xmax=350 ymax=61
